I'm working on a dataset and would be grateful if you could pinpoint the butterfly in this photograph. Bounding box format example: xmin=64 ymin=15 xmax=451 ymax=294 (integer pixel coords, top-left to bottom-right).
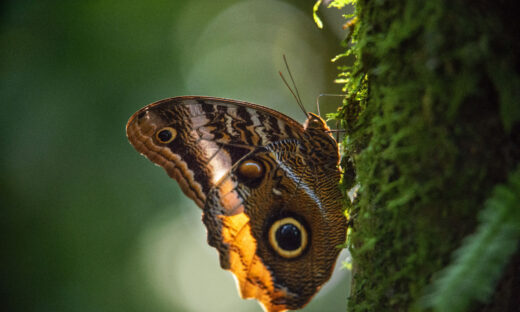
xmin=126 ymin=96 xmax=347 ymax=312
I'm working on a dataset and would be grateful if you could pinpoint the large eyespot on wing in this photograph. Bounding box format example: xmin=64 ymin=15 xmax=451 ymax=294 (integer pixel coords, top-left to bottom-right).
xmin=203 ymin=188 xmax=298 ymax=312
xmin=202 ymin=182 xmax=346 ymax=312
xmin=202 ymin=145 xmax=347 ymax=312
xmin=201 ymin=151 xmax=292 ymax=312
xmin=126 ymin=96 xmax=306 ymax=209
xmin=267 ymin=216 xmax=309 ymax=259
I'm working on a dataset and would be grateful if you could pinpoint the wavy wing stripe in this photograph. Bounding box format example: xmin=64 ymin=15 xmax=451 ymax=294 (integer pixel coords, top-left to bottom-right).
xmin=176 ymin=97 xmax=304 ymax=145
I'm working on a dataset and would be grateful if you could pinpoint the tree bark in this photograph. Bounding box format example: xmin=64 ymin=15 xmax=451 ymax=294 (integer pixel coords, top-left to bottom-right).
xmin=337 ymin=0 xmax=520 ymax=311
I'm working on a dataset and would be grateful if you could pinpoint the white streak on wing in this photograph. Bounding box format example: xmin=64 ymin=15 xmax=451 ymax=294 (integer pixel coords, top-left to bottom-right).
xmin=199 ymin=139 xmax=231 ymax=184
xmin=277 ymin=118 xmax=287 ymax=137
xmin=197 ymin=127 xmax=214 ymax=140
xmin=276 ymin=161 xmax=325 ymax=213
xmin=188 ymin=103 xmax=204 ymax=115
xmin=247 ymin=109 xmax=266 ymax=144
xmin=190 ymin=113 xmax=214 ymax=140
xmin=226 ymin=107 xmax=238 ymax=118
xmin=191 ymin=115 xmax=209 ymax=128
xmin=187 ymin=103 xmax=231 ymax=184
xmin=224 ymin=109 xmax=239 ymax=137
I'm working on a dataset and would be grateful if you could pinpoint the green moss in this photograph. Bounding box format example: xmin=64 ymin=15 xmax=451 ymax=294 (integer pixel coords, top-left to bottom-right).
xmin=331 ymin=0 xmax=520 ymax=310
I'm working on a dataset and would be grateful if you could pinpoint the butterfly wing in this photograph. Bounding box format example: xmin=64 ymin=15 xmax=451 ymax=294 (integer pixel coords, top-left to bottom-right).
xmin=203 ymin=140 xmax=346 ymax=312
xmin=126 ymin=96 xmax=304 ymax=208
xmin=126 ymin=96 xmax=346 ymax=312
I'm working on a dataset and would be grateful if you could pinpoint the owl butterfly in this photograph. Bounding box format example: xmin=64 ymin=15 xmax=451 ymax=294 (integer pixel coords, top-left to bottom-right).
xmin=126 ymin=96 xmax=347 ymax=312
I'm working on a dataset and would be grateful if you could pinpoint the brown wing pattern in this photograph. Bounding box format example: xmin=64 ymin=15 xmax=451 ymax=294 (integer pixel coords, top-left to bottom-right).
xmin=203 ymin=141 xmax=346 ymax=312
xmin=126 ymin=96 xmax=346 ymax=312
xmin=126 ymin=96 xmax=305 ymax=208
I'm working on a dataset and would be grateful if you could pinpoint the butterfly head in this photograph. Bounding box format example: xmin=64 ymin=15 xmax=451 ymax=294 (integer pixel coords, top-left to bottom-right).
xmin=303 ymin=113 xmax=330 ymax=132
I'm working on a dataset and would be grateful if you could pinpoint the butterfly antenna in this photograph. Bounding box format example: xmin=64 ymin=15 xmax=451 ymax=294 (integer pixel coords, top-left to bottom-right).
xmin=316 ymin=93 xmax=346 ymax=117
xmin=283 ymin=55 xmax=304 ymax=110
xmin=279 ymin=55 xmax=308 ymax=118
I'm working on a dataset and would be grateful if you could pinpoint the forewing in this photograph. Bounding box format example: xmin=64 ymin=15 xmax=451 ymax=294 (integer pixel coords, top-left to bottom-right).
xmin=126 ymin=96 xmax=304 ymax=208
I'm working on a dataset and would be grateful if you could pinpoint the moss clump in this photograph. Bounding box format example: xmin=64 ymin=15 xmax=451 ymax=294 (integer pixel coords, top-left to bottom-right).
xmin=331 ymin=0 xmax=520 ymax=310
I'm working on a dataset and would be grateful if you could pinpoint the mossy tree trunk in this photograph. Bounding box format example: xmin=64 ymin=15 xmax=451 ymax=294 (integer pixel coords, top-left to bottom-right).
xmin=336 ymin=0 xmax=520 ymax=311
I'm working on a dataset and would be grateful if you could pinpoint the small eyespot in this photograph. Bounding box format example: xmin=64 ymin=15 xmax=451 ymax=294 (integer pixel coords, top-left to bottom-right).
xmin=268 ymin=217 xmax=308 ymax=259
xmin=155 ymin=127 xmax=176 ymax=144
xmin=238 ymin=159 xmax=264 ymax=179
xmin=236 ymin=158 xmax=265 ymax=188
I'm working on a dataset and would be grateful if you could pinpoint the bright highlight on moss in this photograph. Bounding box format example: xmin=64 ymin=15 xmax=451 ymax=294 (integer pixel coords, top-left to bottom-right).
xmin=313 ymin=0 xmax=357 ymax=29
xmin=313 ymin=0 xmax=324 ymax=29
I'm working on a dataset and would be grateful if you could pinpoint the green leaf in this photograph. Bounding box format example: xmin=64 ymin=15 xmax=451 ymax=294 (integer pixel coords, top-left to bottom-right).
xmin=419 ymin=166 xmax=520 ymax=312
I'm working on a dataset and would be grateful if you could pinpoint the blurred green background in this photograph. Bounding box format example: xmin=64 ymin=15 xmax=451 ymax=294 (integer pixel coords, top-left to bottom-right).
xmin=1 ymin=1 xmax=351 ymax=311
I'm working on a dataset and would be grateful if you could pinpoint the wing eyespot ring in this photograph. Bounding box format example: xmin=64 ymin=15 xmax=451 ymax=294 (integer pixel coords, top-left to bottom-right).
xmin=268 ymin=217 xmax=308 ymax=259
xmin=155 ymin=127 xmax=177 ymax=144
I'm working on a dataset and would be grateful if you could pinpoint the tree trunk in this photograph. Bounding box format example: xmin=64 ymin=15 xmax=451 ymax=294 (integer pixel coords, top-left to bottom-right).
xmin=336 ymin=0 xmax=520 ymax=311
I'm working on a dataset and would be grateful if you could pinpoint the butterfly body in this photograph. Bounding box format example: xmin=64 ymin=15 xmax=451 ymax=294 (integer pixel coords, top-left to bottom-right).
xmin=126 ymin=96 xmax=346 ymax=312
